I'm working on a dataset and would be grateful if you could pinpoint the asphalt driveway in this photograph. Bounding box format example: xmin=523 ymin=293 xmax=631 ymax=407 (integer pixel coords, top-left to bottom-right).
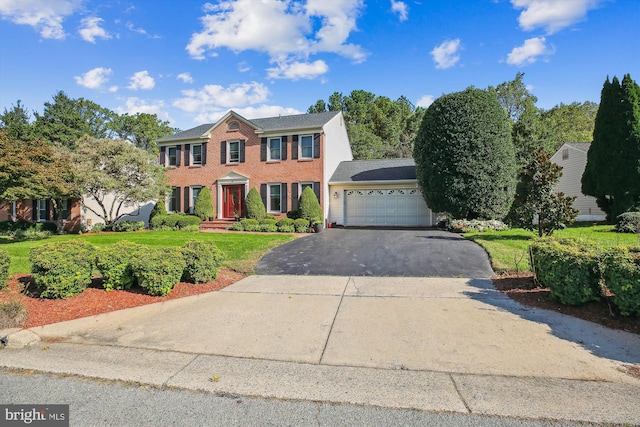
xmin=255 ymin=228 xmax=494 ymax=277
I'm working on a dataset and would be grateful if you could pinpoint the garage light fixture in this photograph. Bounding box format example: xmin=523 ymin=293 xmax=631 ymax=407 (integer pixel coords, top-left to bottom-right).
xmin=333 ymin=191 xmax=339 ymax=199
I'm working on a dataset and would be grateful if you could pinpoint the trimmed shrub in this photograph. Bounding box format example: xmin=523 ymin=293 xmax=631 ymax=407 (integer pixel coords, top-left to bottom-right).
xmin=0 ymin=250 xmax=9 ymax=290
xmin=149 ymin=200 xmax=167 ymax=223
xmin=0 ymin=220 xmax=32 ymax=235
xmin=38 ymin=222 xmax=59 ymax=233
xmin=90 ymin=223 xmax=106 ymax=233
xmin=14 ymin=228 xmax=51 ymax=240
xmin=276 ymin=218 xmax=294 ymax=227
xmin=260 ymin=223 xmax=278 ymax=232
xmin=530 ymin=238 xmax=602 ymax=306
xmin=294 ymin=218 xmax=310 ymax=233
xmin=181 ymin=240 xmax=225 ymax=284
xmin=194 ymin=187 xmax=214 ymax=220
xmin=114 ymin=220 xmax=145 ymax=232
xmin=180 ymin=225 xmax=201 ymax=232
xmin=264 ymin=215 xmax=276 ymax=221
xmin=616 ymin=212 xmax=640 ymax=233
xmin=260 ymin=218 xmax=277 ymax=225
xmin=602 ymin=246 xmax=640 ymax=316
xmin=96 ymin=241 xmax=141 ymax=291
xmin=30 ymin=241 xmax=96 ymax=299
xmin=130 ymin=247 xmax=186 ymax=296
xmin=298 ymin=187 xmax=323 ymax=223
xmin=245 ymin=187 xmax=266 ymax=221
xmin=176 ymin=215 xmax=202 ymax=229
xmin=448 ymin=219 xmax=510 ymax=233
xmin=278 ymin=225 xmax=295 ymax=233
xmin=286 ymin=209 xmax=301 ymax=220
xmin=240 ymin=218 xmax=260 ymax=232
xmin=228 ymin=222 xmax=244 ymax=231
xmin=150 ymin=214 xmax=178 ymax=229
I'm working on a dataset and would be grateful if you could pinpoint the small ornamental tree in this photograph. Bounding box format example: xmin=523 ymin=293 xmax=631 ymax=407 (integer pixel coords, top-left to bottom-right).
xmin=193 ymin=187 xmax=214 ymax=220
xmin=149 ymin=199 xmax=167 ymax=224
xmin=513 ymin=148 xmax=578 ymax=237
xmin=245 ymin=187 xmax=266 ymax=221
xmin=298 ymin=186 xmax=323 ymax=223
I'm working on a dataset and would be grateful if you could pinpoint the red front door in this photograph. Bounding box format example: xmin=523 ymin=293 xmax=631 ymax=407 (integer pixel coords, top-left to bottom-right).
xmin=223 ymin=185 xmax=244 ymax=219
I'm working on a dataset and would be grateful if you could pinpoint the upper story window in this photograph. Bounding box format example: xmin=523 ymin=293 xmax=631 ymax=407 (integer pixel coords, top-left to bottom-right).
xmin=300 ymin=135 xmax=313 ymax=159
xmin=268 ymin=138 xmax=281 ymax=161
xmin=192 ymin=144 xmax=202 ymax=165
xmin=228 ymin=121 xmax=240 ymax=131
xmin=168 ymin=147 xmax=177 ymax=166
xmin=228 ymin=141 xmax=240 ymax=163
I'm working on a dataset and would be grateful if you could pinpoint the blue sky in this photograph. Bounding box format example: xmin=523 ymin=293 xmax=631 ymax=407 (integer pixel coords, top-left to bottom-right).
xmin=0 ymin=0 xmax=638 ymax=131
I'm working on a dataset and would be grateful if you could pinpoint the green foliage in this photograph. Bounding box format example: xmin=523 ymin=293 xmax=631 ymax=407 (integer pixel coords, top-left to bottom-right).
xmin=176 ymin=215 xmax=201 ymax=229
xmin=294 ymin=218 xmax=310 ymax=233
xmin=602 ymin=247 xmax=640 ymax=316
xmin=260 ymin=223 xmax=278 ymax=232
xmin=260 ymin=218 xmax=277 ymax=225
xmin=194 ymin=187 xmax=214 ymax=220
xmin=110 ymin=112 xmax=175 ymax=154
xmin=530 ymin=238 xmax=602 ymax=305
xmin=616 ymin=212 xmax=640 ymax=233
xmin=0 ymin=100 xmax=34 ymax=142
xmin=181 ymin=240 xmax=225 ymax=284
xmin=113 ymin=221 xmax=145 ymax=232
xmin=286 ymin=210 xmax=301 ymax=219
xmin=228 ymin=222 xmax=244 ymax=231
xmin=276 ymin=218 xmax=295 ymax=227
xmin=149 ymin=200 xmax=167 ymax=223
xmin=245 ymin=187 xmax=266 ymax=221
xmin=0 ymin=220 xmax=32 ymax=235
xmin=240 ymin=219 xmax=260 ymax=232
xmin=511 ymin=148 xmax=578 ymax=236
xmin=90 ymin=223 xmax=106 ymax=233
xmin=30 ymin=241 xmax=96 ymax=299
xmin=0 ymin=250 xmax=9 ymax=290
xmin=413 ymin=87 xmax=517 ymax=220
xmin=540 ymin=101 xmax=598 ymax=153
xmin=583 ymin=74 xmax=640 ymax=221
xmin=96 ymin=241 xmax=141 ymax=291
xmin=298 ymin=187 xmax=323 ymax=223
xmin=278 ymin=225 xmax=295 ymax=233
xmin=448 ymin=219 xmax=509 ymax=233
xmin=130 ymin=247 xmax=186 ymax=296
xmin=150 ymin=214 xmax=200 ymax=230
xmin=14 ymin=228 xmax=51 ymax=241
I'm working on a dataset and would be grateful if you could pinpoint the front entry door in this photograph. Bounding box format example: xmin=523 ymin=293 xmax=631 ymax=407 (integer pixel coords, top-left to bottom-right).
xmin=223 ymin=185 xmax=243 ymax=219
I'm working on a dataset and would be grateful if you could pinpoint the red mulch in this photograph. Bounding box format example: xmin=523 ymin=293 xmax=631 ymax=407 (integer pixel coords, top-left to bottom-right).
xmin=493 ymin=272 xmax=640 ymax=335
xmin=0 ymin=268 xmax=245 ymax=328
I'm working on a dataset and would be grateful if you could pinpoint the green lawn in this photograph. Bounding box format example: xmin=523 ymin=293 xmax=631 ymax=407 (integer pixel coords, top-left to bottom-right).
xmin=0 ymin=231 xmax=298 ymax=275
xmin=465 ymin=225 xmax=640 ymax=273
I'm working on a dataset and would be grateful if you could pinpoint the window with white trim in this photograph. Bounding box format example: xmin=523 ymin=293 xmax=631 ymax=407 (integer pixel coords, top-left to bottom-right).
xmin=37 ymin=199 xmax=47 ymax=222
xmin=228 ymin=140 xmax=240 ymax=163
xmin=191 ymin=186 xmax=202 ymax=213
xmin=168 ymin=187 xmax=180 ymax=212
xmin=300 ymin=135 xmax=313 ymax=159
xmin=168 ymin=146 xmax=177 ymax=166
xmin=300 ymin=182 xmax=314 ymax=194
xmin=268 ymin=138 xmax=281 ymax=161
xmin=268 ymin=184 xmax=282 ymax=213
xmin=191 ymin=144 xmax=202 ymax=165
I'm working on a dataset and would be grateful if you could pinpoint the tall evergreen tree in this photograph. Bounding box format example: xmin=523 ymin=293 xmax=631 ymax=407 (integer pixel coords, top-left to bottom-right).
xmin=582 ymin=74 xmax=640 ymax=220
xmin=0 ymin=100 xmax=34 ymax=142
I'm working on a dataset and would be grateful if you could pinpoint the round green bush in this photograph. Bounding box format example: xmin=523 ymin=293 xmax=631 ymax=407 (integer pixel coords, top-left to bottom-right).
xmin=294 ymin=218 xmax=310 ymax=233
xmin=603 ymin=246 xmax=640 ymax=317
xmin=229 ymin=222 xmax=244 ymax=231
xmin=245 ymin=187 xmax=266 ymax=221
xmin=176 ymin=215 xmax=202 ymax=228
xmin=114 ymin=220 xmax=145 ymax=232
xmin=298 ymin=187 xmax=323 ymax=223
xmin=278 ymin=225 xmax=295 ymax=233
xmin=96 ymin=241 xmax=141 ymax=291
xmin=0 ymin=249 xmax=10 ymax=290
xmin=130 ymin=247 xmax=186 ymax=296
xmin=181 ymin=240 xmax=225 ymax=283
xmin=260 ymin=223 xmax=278 ymax=232
xmin=194 ymin=187 xmax=214 ymax=220
xmin=616 ymin=212 xmax=640 ymax=233
xmin=240 ymin=218 xmax=260 ymax=232
xmin=276 ymin=218 xmax=294 ymax=227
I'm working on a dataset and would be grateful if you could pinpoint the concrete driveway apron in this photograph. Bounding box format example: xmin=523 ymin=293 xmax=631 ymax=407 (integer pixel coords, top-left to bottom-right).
xmin=255 ymin=228 xmax=494 ymax=277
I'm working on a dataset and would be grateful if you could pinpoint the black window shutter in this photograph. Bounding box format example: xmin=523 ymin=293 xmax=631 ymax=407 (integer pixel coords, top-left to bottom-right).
xmin=313 ymin=182 xmax=321 ymax=203
xmin=45 ymin=200 xmax=50 ymax=221
xmin=202 ymin=142 xmax=207 ymax=165
xmin=32 ymin=200 xmax=37 ymax=221
xmin=175 ymin=145 xmax=181 ymax=167
xmin=240 ymin=140 xmax=246 ymax=163
xmin=313 ymin=134 xmax=320 ymax=159
xmin=184 ymin=144 xmax=190 ymax=166
xmin=184 ymin=187 xmax=190 ymax=213
xmin=159 ymin=146 xmax=166 ymax=165
xmin=260 ymin=184 xmax=267 ymax=208
xmin=291 ymin=183 xmax=299 ymax=211
xmin=260 ymin=138 xmax=267 ymax=161
xmin=281 ymin=183 xmax=288 ymax=212
xmin=281 ymin=136 xmax=288 ymax=160
xmin=291 ymin=135 xmax=298 ymax=160
xmin=176 ymin=187 xmax=181 ymax=212
xmin=220 ymin=141 xmax=227 ymax=164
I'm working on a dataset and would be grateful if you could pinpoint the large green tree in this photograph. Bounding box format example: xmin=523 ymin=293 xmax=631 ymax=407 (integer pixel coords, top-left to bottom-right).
xmin=110 ymin=112 xmax=176 ymax=154
xmin=582 ymin=74 xmax=640 ymax=221
xmin=0 ymin=100 xmax=34 ymax=142
xmin=413 ymin=87 xmax=517 ymax=219
xmin=72 ymin=136 xmax=168 ymax=227
xmin=540 ymin=101 xmax=598 ymax=152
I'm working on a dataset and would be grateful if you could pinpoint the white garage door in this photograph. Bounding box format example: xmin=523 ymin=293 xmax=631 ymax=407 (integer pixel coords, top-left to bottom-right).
xmin=344 ymin=188 xmax=433 ymax=227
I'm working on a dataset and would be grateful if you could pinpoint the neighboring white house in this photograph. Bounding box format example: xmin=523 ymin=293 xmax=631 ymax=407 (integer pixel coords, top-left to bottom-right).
xmin=82 ymin=195 xmax=155 ymax=229
xmin=551 ymin=142 xmax=606 ymax=221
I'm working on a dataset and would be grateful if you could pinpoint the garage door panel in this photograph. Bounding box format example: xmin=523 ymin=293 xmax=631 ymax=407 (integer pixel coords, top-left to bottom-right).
xmin=344 ymin=188 xmax=432 ymax=227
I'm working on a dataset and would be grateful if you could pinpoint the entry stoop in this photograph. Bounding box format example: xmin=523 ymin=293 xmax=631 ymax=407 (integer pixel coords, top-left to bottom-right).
xmin=199 ymin=219 xmax=235 ymax=231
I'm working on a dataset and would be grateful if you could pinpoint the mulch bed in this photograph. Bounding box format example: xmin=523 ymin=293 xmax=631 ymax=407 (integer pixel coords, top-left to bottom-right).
xmin=0 ymin=268 xmax=244 ymax=328
xmin=493 ymin=272 xmax=640 ymax=335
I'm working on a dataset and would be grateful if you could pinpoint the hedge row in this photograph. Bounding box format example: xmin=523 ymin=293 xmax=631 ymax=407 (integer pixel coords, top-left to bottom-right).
xmin=150 ymin=214 xmax=202 ymax=230
xmin=228 ymin=217 xmax=312 ymax=233
xmin=530 ymin=238 xmax=640 ymax=316
xmin=29 ymin=239 xmax=225 ymax=298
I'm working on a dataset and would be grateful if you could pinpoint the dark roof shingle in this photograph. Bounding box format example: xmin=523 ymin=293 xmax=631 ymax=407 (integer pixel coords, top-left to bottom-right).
xmin=330 ymin=159 xmax=417 ymax=183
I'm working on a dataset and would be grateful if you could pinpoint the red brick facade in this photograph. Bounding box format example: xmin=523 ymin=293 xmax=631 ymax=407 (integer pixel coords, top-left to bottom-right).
xmin=161 ymin=114 xmax=325 ymax=220
xmin=0 ymin=199 xmax=82 ymax=233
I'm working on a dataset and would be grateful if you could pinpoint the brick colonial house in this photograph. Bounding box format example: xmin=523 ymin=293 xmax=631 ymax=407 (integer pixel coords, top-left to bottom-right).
xmin=0 ymin=198 xmax=83 ymax=232
xmin=157 ymin=110 xmax=353 ymax=222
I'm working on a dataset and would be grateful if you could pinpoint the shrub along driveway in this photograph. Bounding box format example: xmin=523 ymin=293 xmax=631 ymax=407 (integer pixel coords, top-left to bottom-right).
xmin=255 ymin=228 xmax=494 ymax=278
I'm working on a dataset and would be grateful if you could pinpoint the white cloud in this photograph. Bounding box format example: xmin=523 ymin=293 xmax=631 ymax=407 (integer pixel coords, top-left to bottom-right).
xmin=116 ymin=97 xmax=172 ymax=122
xmin=391 ymin=0 xmax=409 ymax=22
xmin=177 ymin=72 xmax=193 ymax=84
xmin=416 ymin=95 xmax=435 ymax=108
xmin=74 ymin=67 xmax=113 ymax=89
xmin=127 ymin=71 xmax=155 ymax=90
xmin=186 ymin=0 xmax=366 ymax=80
xmin=125 ymin=21 xmax=160 ymax=39
xmin=267 ymin=59 xmax=329 ymax=80
xmin=0 ymin=0 xmax=82 ymax=39
xmin=511 ymin=0 xmax=604 ymax=34
xmin=507 ymin=36 xmax=553 ymax=66
xmin=430 ymin=38 xmax=462 ymax=69
xmin=174 ymin=82 xmax=270 ymax=113
xmin=238 ymin=62 xmax=251 ymax=72
xmin=108 ymin=86 xmax=118 ymax=93
xmin=193 ymin=105 xmax=303 ymax=124
xmin=79 ymin=16 xmax=111 ymax=43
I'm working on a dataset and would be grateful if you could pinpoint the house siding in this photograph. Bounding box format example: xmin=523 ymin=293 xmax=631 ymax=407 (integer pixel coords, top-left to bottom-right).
xmin=551 ymin=143 xmax=606 ymax=221
xmin=322 ymin=113 xmax=353 ymax=221
xmin=0 ymin=199 xmax=82 ymax=232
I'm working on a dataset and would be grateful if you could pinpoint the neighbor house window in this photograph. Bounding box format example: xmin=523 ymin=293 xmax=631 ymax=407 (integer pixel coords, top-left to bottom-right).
xmin=191 ymin=186 xmax=202 ymax=213
xmin=300 ymin=135 xmax=313 ymax=159
xmin=169 ymin=187 xmax=180 ymax=212
xmin=268 ymin=138 xmax=281 ymax=161
xmin=191 ymin=144 xmax=202 ymax=165
xmin=168 ymin=146 xmax=177 ymax=166
xmin=269 ymin=184 xmax=282 ymax=213
xmin=37 ymin=199 xmax=47 ymax=222
xmin=228 ymin=141 xmax=240 ymax=163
